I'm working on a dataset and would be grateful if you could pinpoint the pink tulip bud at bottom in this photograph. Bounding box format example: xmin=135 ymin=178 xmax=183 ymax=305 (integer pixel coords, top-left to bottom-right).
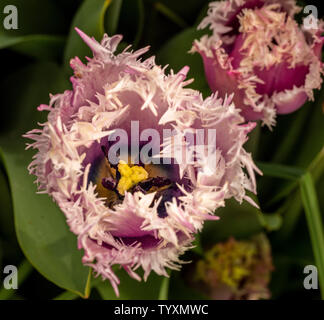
xmin=188 ymin=234 xmax=273 ymax=300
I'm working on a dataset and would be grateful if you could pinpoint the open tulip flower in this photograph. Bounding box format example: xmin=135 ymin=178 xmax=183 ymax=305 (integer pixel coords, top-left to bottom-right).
xmin=192 ymin=0 xmax=324 ymax=127
xmin=24 ymin=29 xmax=260 ymax=295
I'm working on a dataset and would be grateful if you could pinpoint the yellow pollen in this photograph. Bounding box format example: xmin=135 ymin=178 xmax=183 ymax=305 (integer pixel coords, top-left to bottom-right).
xmin=117 ymin=161 xmax=149 ymax=195
xmin=195 ymin=238 xmax=257 ymax=289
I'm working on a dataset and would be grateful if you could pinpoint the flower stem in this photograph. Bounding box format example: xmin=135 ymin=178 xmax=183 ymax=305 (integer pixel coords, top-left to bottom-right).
xmin=300 ymin=173 xmax=324 ymax=299
xmin=308 ymin=147 xmax=324 ymax=183
xmin=272 ymin=147 xmax=324 ymax=242
xmin=272 ymin=106 xmax=309 ymax=164
xmin=256 ymin=161 xmax=305 ymax=180
xmin=158 ymin=275 xmax=170 ymax=300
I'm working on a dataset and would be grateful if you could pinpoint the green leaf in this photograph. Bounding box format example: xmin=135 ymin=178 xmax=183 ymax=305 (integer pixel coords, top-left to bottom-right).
xmin=271 ymin=105 xmax=310 ymax=164
xmin=195 ymin=2 xmax=209 ymax=26
xmin=256 ymin=161 xmax=305 ymax=181
xmin=244 ymin=122 xmax=261 ymax=156
xmin=0 ymin=166 xmax=21 ymax=264
xmin=0 ymin=137 xmax=91 ymax=297
xmin=308 ymin=147 xmax=324 ymax=183
xmin=0 ymin=34 xmax=65 ymax=60
xmin=265 ymin=147 xmax=324 ymax=208
xmin=156 ymin=27 xmax=210 ymax=96
xmin=191 ymin=234 xmax=204 ymax=256
xmin=0 ymin=138 xmax=90 ymax=298
xmin=201 ymin=196 xmax=264 ymax=247
xmin=0 ymin=259 xmax=33 ymax=300
xmin=154 ymin=2 xmax=188 ymax=29
xmin=273 ymin=147 xmax=324 ymax=242
xmin=105 ymin=0 xmax=123 ymax=35
xmin=294 ymin=88 xmax=324 ymax=169
xmin=116 ymin=0 xmax=144 ymax=48
xmin=0 ymin=0 xmax=67 ymax=36
xmin=133 ymin=0 xmax=144 ymax=48
xmin=63 ymin=0 xmax=111 ymax=72
xmin=153 ymin=0 xmax=208 ymax=26
xmin=0 ymin=62 xmax=90 ymax=297
xmin=273 ymin=190 xmax=303 ymax=243
xmin=0 ymin=241 xmax=3 ymax=270
xmin=53 ymin=290 xmax=79 ymax=300
xmin=168 ymin=271 xmax=208 ymax=300
xmin=300 ymin=172 xmax=324 ymax=299
xmin=0 ymin=61 xmax=71 ymax=134
xmin=0 ymin=167 xmax=14 ymax=240
xmin=0 ymin=0 xmax=67 ymax=59
xmin=96 ymin=269 xmax=164 ymax=299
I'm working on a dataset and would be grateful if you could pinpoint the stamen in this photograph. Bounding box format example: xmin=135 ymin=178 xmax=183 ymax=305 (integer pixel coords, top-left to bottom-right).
xmin=101 ymin=177 xmax=117 ymax=190
xmin=116 ymin=161 xmax=149 ymax=195
xmin=137 ymin=176 xmax=172 ymax=192
xmin=100 ymin=145 xmax=181 ymax=218
xmin=156 ymin=186 xmax=180 ymax=218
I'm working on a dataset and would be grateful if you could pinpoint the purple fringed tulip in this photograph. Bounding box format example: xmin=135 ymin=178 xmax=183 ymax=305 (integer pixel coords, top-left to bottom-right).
xmin=192 ymin=0 xmax=324 ymax=127
xmin=24 ymin=28 xmax=260 ymax=296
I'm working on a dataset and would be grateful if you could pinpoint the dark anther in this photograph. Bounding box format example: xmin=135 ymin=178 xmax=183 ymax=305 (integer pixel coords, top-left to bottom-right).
xmin=101 ymin=145 xmax=108 ymax=158
xmin=115 ymin=167 xmax=121 ymax=182
xmin=132 ymin=184 xmax=146 ymax=193
xmin=101 ymin=144 xmax=119 ymax=168
xmin=155 ymin=185 xmax=182 ymax=218
xmin=100 ymin=146 xmax=178 ymax=218
xmin=101 ymin=177 xmax=117 ymax=191
xmin=101 ymin=144 xmax=120 ymax=181
xmin=101 ymin=177 xmax=124 ymax=200
xmin=271 ymin=37 xmax=278 ymax=46
xmin=137 ymin=176 xmax=172 ymax=192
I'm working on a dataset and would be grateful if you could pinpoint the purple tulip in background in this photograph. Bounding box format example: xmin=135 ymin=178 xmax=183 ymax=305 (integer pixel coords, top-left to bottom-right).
xmin=192 ymin=0 xmax=324 ymax=127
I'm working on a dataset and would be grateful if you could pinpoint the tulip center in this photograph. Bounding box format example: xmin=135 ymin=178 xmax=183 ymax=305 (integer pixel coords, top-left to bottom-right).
xmin=92 ymin=145 xmax=180 ymax=218
xmin=116 ymin=161 xmax=149 ymax=195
